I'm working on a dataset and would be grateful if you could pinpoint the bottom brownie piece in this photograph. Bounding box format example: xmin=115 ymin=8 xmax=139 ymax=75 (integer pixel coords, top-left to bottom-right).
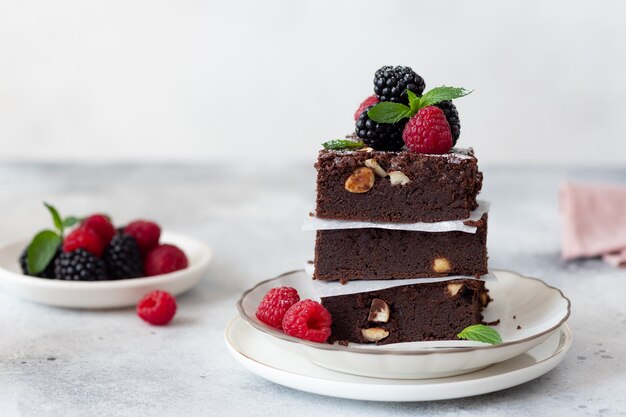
xmin=321 ymin=279 xmax=490 ymax=345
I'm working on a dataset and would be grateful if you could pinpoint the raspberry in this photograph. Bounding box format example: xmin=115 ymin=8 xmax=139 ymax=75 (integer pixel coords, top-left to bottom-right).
xmin=435 ymin=100 xmax=461 ymax=145
xmin=82 ymin=214 xmax=115 ymax=246
xmin=373 ymin=65 xmax=425 ymax=103
xmin=355 ymin=105 xmax=405 ymax=151
xmin=256 ymin=287 xmax=300 ymax=329
xmin=124 ymin=220 xmax=161 ymax=254
xmin=354 ymin=95 xmax=379 ymax=121
xmin=144 ymin=244 xmax=188 ymax=276
xmin=104 ymin=233 xmax=143 ymax=279
xmin=402 ymin=106 xmax=453 ymax=154
xmin=136 ymin=290 xmax=177 ymax=325
xmin=63 ymin=227 xmax=104 ymax=257
xmin=282 ymin=299 xmax=332 ymax=343
xmin=54 ymin=249 xmax=107 ymax=281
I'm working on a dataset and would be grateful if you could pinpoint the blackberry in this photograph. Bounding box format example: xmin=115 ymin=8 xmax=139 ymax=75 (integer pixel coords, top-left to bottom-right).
xmin=19 ymin=247 xmax=60 ymax=279
xmin=104 ymin=233 xmax=143 ymax=279
xmin=435 ymin=100 xmax=461 ymax=145
xmin=54 ymin=249 xmax=107 ymax=281
xmin=355 ymin=106 xmax=405 ymax=151
xmin=373 ymin=65 xmax=425 ymax=103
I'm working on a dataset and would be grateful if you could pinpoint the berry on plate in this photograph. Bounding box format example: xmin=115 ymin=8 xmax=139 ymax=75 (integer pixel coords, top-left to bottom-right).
xmin=63 ymin=227 xmax=105 ymax=257
xmin=124 ymin=220 xmax=161 ymax=254
xmin=136 ymin=290 xmax=177 ymax=325
xmin=402 ymin=106 xmax=453 ymax=154
xmin=104 ymin=233 xmax=143 ymax=279
xmin=282 ymin=299 xmax=332 ymax=343
xmin=54 ymin=249 xmax=107 ymax=281
xmin=354 ymin=94 xmax=379 ymax=121
xmin=144 ymin=244 xmax=188 ymax=276
xmin=256 ymin=287 xmax=301 ymax=329
xmin=82 ymin=214 xmax=115 ymax=246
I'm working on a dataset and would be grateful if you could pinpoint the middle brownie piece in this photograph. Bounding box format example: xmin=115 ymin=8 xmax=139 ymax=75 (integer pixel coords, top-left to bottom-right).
xmin=313 ymin=214 xmax=488 ymax=282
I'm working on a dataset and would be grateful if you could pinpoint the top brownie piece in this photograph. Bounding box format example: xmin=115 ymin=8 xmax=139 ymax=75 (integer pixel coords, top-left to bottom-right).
xmin=315 ymin=148 xmax=482 ymax=223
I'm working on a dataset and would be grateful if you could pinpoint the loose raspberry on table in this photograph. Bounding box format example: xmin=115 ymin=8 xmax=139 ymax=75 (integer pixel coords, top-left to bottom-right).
xmin=136 ymin=290 xmax=177 ymax=325
xmin=282 ymin=299 xmax=332 ymax=343
xmin=402 ymin=106 xmax=453 ymax=154
xmin=63 ymin=227 xmax=105 ymax=257
xmin=82 ymin=214 xmax=116 ymax=246
xmin=144 ymin=244 xmax=188 ymax=276
xmin=354 ymin=95 xmax=379 ymax=121
xmin=256 ymin=287 xmax=301 ymax=329
xmin=124 ymin=220 xmax=161 ymax=254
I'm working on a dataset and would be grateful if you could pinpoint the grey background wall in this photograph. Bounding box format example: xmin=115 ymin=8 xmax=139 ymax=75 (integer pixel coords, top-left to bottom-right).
xmin=1 ymin=0 xmax=625 ymax=165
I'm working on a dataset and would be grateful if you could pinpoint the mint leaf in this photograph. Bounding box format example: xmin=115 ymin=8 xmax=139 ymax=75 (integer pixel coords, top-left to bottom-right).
xmin=26 ymin=230 xmax=61 ymax=275
xmin=419 ymin=86 xmax=472 ymax=107
xmin=367 ymin=102 xmax=412 ymax=124
xmin=322 ymin=139 xmax=365 ymax=150
xmin=406 ymin=90 xmax=421 ymax=113
xmin=457 ymin=324 xmax=502 ymax=345
xmin=44 ymin=202 xmax=63 ymax=234
xmin=63 ymin=216 xmax=82 ymax=229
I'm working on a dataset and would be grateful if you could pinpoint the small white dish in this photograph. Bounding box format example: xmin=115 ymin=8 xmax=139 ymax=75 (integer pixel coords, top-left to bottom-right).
xmin=225 ymin=316 xmax=573 ymax=401
xmin=0 ymin=231 xmax=212 ymax=309
xmin=237 ymin=269 xmax=571 ymax=379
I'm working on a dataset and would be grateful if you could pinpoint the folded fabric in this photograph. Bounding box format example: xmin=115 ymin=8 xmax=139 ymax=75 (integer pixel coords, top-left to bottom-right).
xmin=560 ymin=182 xmax=626 ymax=266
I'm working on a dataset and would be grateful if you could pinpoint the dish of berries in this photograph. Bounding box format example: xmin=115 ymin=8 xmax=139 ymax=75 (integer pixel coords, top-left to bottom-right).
xmin=0 ymin=203 xmax=212 ymax=308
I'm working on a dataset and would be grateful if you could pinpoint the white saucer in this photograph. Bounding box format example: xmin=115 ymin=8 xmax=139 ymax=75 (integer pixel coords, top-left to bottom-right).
xmin=225 ymin=316 xmax=572 ymax=401
xmin=237 ymin=269 xmax=571 ymax=379
xmin=0 ymin=231 xmax=212 ymax=309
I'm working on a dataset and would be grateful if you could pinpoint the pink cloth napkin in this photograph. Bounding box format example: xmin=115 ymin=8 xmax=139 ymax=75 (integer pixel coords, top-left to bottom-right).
xmin=561 ymin=182 xmax=626 ymax=266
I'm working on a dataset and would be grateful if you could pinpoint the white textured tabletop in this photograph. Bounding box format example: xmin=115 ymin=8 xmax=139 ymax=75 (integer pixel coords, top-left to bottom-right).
xmin=0 ymin=163 xmax=624 ymax=417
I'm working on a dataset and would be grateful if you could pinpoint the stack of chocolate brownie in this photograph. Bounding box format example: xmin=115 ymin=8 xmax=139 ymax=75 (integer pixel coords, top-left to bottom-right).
xmin=309 ymin=147 xmax=491 ymax=344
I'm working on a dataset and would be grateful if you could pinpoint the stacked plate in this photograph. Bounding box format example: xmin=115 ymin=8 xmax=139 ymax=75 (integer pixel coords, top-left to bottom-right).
xmin=226 ymin=269 xmax=572 ymax=401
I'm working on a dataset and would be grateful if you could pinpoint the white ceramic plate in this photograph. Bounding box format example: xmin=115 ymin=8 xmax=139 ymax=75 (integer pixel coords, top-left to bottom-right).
xmin=0 ymin=232 xmax=212 ymax=309
xmin=225 ymin=316 xmax=573 ymax=401
xmin=237 ymin=269 xmax=571 ymax=379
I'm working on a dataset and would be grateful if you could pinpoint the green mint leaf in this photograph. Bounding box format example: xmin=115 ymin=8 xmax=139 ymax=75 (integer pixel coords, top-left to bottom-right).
xmin=419 ymin=86 xmax=472 ymax=108
xmin=406 ymin=89 xmax=421 ymax=113
xmin=26 ymin=230 xmax=61 ymax=275
xmin=457 ymin=324 xmax=502 ymax=345
xmin=63 ymin=216 xmax=82 ymax=229
xmin=322 ymin=139 xmax=365 ymax=150
xmin=367 ymin=102 xmax=412 ymax=124
xmin=44 ymin=202 xmax=64 ymax=234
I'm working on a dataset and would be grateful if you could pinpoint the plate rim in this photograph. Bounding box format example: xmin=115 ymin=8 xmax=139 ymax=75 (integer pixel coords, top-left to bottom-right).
xmin=225 ymin=315 xmax=573 ymax=400
xmin=0 ymin=231 xmax=212 ymax=290
xmin=236 ymin=268 xmax=571 ymax=356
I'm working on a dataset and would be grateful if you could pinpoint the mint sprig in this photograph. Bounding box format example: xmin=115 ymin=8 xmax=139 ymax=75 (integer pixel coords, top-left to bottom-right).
xmin=25 ymin=203 xmax=80 ymax=275
xmin=366 ymin=103 xmax=412 ymax=124
xmin=457 ymin=324 xmax=502 ymax=345
xmin=27 ymin=230 xmax=61 ymax=275
xmin=322 ymin=139 xmax=365 ymax=150
xmin=367 ymin=86 xmax=472 ymax=124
